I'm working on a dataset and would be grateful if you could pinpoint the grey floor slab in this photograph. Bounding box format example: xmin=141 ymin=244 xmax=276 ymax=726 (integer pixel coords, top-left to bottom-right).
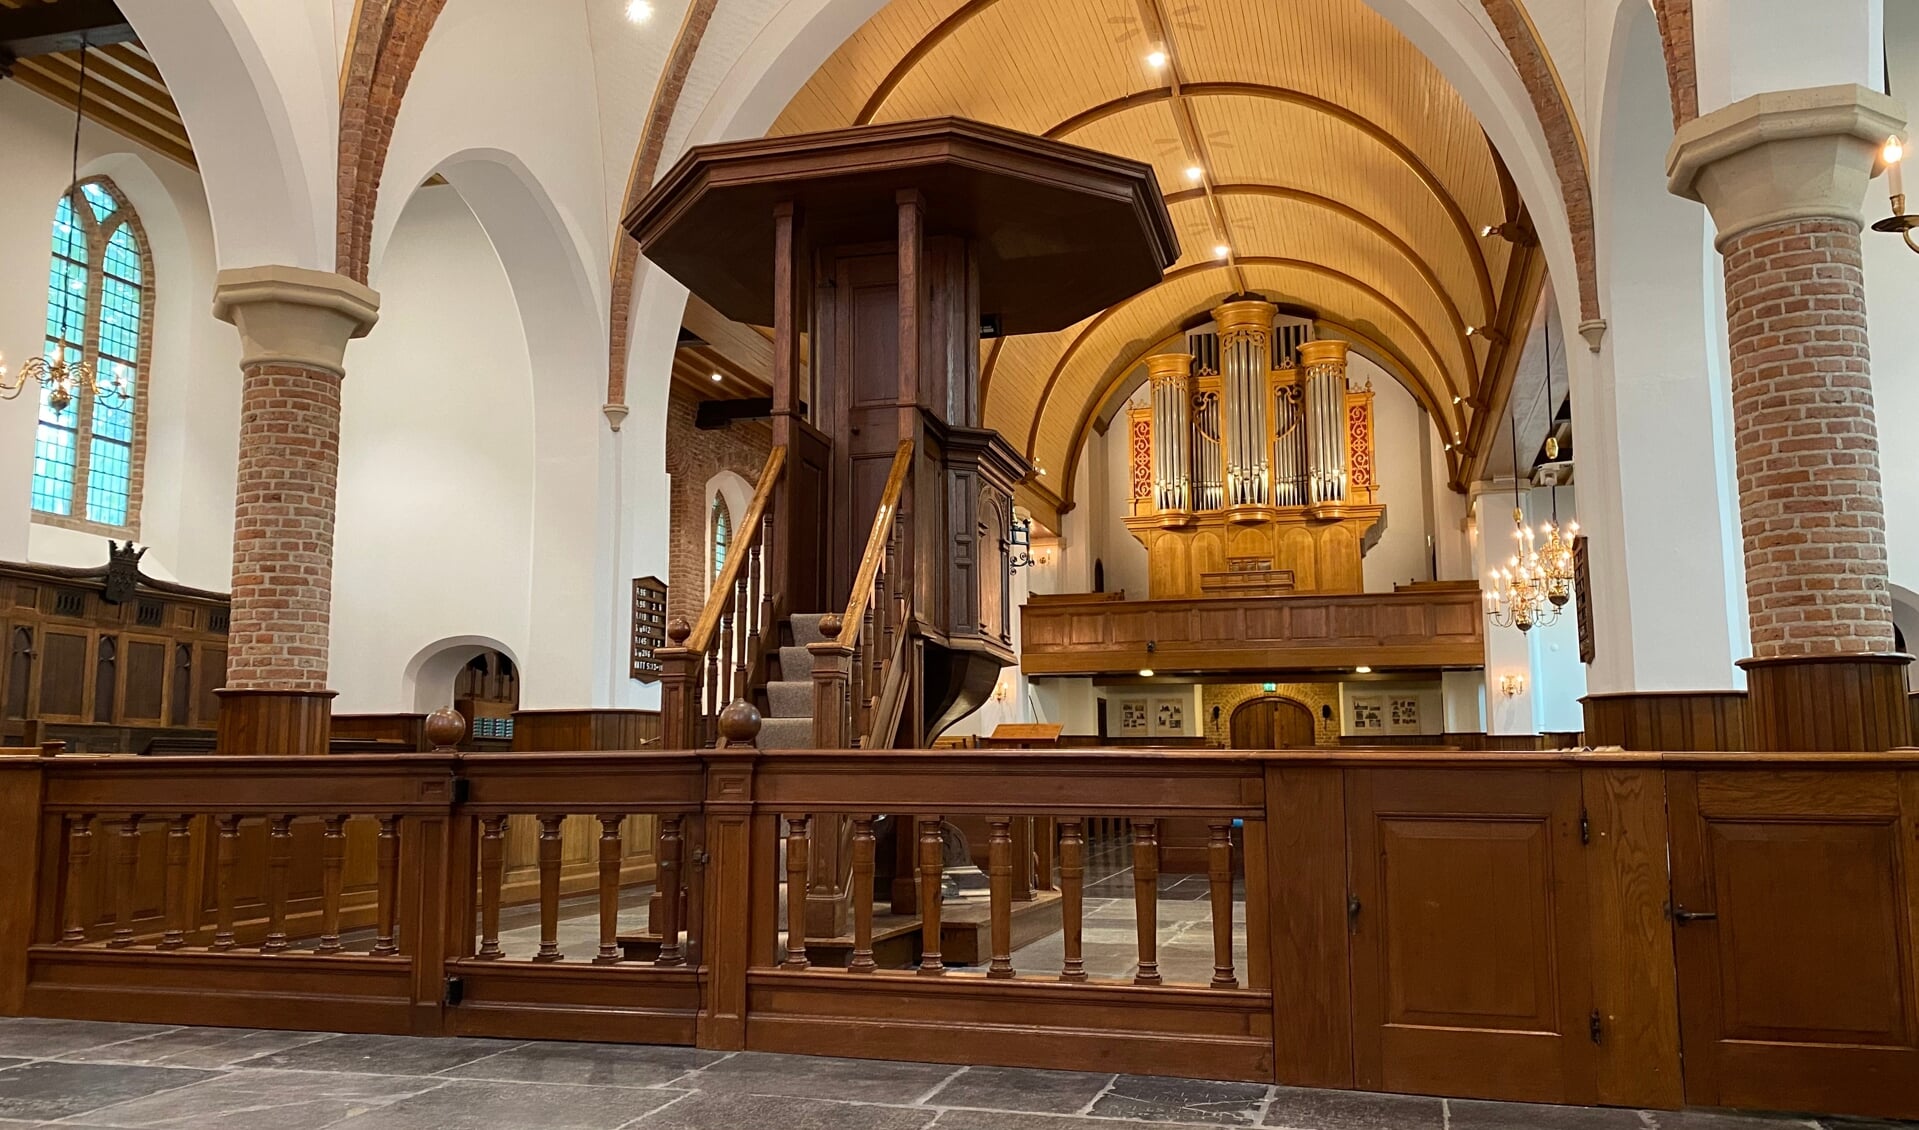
xmin=436 ymin=1041 xmax=728 ymax=1088
xmin=926 ymin=1066 xmax=1116 ymax=1114
xmin=1447 ymin=1099 xmax=1653 ymax=1130
xmin=634 ymin=1090 xmax=937 ymax=1130
xmin=0 ymin=1061 xmax=215 ymax=1122
xmin=0 ymin=1020 xmax=178 ymax=1060
xmin=929 ymin=1111 xmax=1215 ymax=1130
xmin=59 ymin=1026 xmax=333 ymax=1069
xmin=1086 ymin=1074 xmax=1272 ymax=1125
xmin=234 ymin=1032 xmax=523 ymax=1076
xmin=325 ymin=1078 xmax=682 ymax=1130
xmin=1259 ymin=1086 xmax=1445 ymax=1130
xmin=685 ymin=1051 xmax=960 ymax=1103
xmin=71 ymin=1068 xmax=442 ymax=1129
xmin=1642 ymin=1114 xmax=1821 ymax=1129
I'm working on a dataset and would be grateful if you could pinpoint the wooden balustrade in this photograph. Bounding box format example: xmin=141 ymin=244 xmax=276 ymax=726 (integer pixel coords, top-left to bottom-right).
xmin=5 ymin=746 xmax=1919 ymax=1122
xmin=814 ymin=439 xmax=915 ymax=752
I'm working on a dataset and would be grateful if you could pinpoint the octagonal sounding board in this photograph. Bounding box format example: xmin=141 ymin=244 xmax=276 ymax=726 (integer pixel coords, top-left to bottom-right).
xmin=626 ymin=117 xmax=1179 ymax=336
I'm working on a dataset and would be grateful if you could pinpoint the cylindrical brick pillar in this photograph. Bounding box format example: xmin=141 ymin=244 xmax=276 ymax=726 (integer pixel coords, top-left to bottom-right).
xmin=1669 ymin=83 xmax=1910 ymax=749
xmin=211 ymin=267 xmax=380 ymax=754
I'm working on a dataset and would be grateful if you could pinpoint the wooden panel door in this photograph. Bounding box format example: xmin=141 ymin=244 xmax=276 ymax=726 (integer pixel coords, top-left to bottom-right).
xmin=1669 ymin=770 xmax=1919 ymax=1120
xmin=1231 ymin=697 xmax=1316 ymax=749
xmin=1348 ymin=768 xmax=1598 ymax=1104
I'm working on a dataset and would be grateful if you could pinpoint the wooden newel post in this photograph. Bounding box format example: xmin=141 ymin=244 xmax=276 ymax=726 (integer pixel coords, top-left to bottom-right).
xmin=809 ymin=614 xmax=850 ymax=750
xmin=659 ymin=617 xmax=699 ymax=751
xmin=698 ymin=708 xmax=762 ymax=1051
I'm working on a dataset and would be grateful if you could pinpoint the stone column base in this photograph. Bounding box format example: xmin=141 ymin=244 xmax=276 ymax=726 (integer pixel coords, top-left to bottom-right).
xmin=1738 ymin=654 xmax=1913 ymax=751
xmin=1581 ymin=691 xmax=1749 ymax=751
xmin=216 ymin=689 xmax=337 ymax=756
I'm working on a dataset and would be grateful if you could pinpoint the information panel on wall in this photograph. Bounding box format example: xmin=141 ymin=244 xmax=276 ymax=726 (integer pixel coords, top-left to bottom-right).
xmin=630 ymin=576 xmax=668 ymax=683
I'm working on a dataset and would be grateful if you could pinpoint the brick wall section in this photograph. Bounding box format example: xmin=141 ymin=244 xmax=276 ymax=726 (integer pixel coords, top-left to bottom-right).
xmin=1722 ymin=218 xmax=1896 ymax=657
xmin=338 ymin=0 xmax=450 ymax=283
xmin=1651 ymin=0 xmax=1699 ymax=128
xmin=225 ymin=363 xmax=343 ymax=690
xmin=665 ymin=387 xmax=771 ymax=627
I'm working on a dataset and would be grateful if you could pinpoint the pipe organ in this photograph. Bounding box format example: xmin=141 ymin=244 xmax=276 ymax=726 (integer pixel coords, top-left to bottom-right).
xmin=1126 ymin=298 xmax=1382 ymax=599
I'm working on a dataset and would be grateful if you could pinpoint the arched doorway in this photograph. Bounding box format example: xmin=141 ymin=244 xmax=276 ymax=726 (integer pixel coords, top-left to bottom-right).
xmin=1231 ymin=696 xmax=1317 ymax=749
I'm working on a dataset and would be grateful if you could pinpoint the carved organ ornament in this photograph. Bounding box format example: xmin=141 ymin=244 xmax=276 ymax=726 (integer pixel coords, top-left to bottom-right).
xmin=1126 ymin=299 xmax=1382 ymax=599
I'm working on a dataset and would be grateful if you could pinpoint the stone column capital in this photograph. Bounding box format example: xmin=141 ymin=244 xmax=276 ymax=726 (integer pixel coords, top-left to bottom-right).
xmin=212 ymin=265 xmax=380 ymax=378
xmin=1667 ymin=83 xmax=1905 ymax=250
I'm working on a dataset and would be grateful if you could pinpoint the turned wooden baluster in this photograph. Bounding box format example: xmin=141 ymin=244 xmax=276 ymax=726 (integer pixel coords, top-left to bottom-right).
xmin=717 ymin=613 xmax=735 ymax=714
xmin=372 ymin=815 xmax=400 ymax=956
xmin=534 ymin=814 xmax=564 ymax=962
xmin=733 ymin=575 xmax=750 ymax=696
xmin=783 ymin=814 xmax=810 ymax=969
xmin=212 ymin=814 xmax=241 ymax=951
xmin=1058 ymin=817 xmax=1086 ymax=981
xmin=757 ymin=515 xmax=774 ymax=638
xmin=988 ymin=816 xmax=1014 ymax=978
xmin=108 ymin=813 xmax=143 ymax=948
xmin=477 ymin=815 xmax=507 ymax=958
xmin=745 ymin=543 xmax=764 ymax=668
xmin=849 ymin=816 xmax=876 ymax=972
xmin=855 ymin=609 xmax=873 ymax=741
xmin=595 ymin=815 xmax=623 ymax=964
xmin=657 ymin=814 xmax=684 ymax=967
xmin=60 ymin=813 xmax=94 ymax=945
xmin=1208 ymin=821 xmax=1238 ymax=988
xmin=918 ymin=816 xmax=945 ymax=974
xmin=1131 ymin=817 xmax=1161 ymax=985
xmin=704 ymin=644 xmax=721 ymax=748
xmin=317 ymin=815 xmax=347 ymax=954
xmin=159 ymin=815 xmax=191 ymax=950
xmin=263 ymin=815 xmax=293 ymax=953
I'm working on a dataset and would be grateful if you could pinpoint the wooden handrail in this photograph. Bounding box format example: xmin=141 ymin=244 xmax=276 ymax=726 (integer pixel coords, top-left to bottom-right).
xmin=688 ymin=444 xmax=787 ymax=653
xmin=836 ymin=440 xmax=914 ymax=648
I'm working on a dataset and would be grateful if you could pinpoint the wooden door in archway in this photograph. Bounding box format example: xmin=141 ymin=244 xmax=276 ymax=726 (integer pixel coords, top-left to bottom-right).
xmin=1230 ymin=696 xmax=1316 ymax=748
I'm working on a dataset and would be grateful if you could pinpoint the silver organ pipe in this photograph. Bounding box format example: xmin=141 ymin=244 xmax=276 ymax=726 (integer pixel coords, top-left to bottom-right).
xmin=1298 ymin=339 xmax=1351 ymax=507
xmin=1272 ymin=383 xmax=1305 ymax=506
xmin=1215 ymin=299 xmax=1275 ymax=511
xmin=1146 ymin=353 xmax=1193 ymax=513
xmin=1191 ymin=389 xmax=1223 ymax=510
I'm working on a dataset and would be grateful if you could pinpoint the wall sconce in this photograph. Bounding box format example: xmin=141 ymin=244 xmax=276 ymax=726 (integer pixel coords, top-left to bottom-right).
xmin=1499 ymin=673 xmax=1527 ymax=698
xmin=1872 ymin=135 xmax=1919 ymax=253
xmin=992 ymin=680 xmax=1010 ymax=702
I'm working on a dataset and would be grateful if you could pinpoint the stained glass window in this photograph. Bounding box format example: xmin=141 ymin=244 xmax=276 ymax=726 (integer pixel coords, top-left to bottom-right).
xmin=31 ymin=179 xmax=148 ymax=529
xmin=711 ymin=496 xmax=732 ymax=582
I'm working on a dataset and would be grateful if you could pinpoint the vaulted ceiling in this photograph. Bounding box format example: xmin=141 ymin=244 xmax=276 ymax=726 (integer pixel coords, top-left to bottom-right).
xmin=1 ymin=0 xmax=192 ymax=167
xmin=771 ymin=0 xmax=1543 ymax=520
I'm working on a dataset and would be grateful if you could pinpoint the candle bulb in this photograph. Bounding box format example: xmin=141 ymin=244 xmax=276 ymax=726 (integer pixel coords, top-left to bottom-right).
xmin=1887 ymin=136 xmax=1906 ymax=203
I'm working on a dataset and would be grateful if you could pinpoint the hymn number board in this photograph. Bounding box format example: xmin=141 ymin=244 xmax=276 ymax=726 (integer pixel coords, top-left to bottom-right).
xmin=630 ymin=576 xmax=668 ymax=683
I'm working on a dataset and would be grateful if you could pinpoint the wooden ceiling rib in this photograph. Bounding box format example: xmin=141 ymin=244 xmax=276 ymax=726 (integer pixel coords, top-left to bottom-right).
xmin=772 ymin=0 xmax=1544 ymax=495
xmin=2 ymin=0 xmax=194 ymax=168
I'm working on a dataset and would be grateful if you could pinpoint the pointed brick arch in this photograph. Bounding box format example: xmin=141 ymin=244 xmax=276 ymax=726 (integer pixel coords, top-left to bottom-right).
xmin=337 ymin=0 xmax=452 ymax=283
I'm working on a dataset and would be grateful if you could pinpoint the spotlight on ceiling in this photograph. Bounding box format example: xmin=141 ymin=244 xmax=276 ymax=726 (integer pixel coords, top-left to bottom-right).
xmin=626 ymin=0 xmax=654 ymax=22
xmin=1146 ymin=49 xmax=1168 ymax=68
xmin=1354 ymin=666 xmax=1372 ymax=674
xmin=1213 ymin=244 xmax=1230 ymax=258
xmin=1138 ymin=668 xmax=1155 ymax=678
xmin=1184 ymin=165 xmax=1204 ymax=182
xmin=710 ymin=372 xmax=723 ymax=383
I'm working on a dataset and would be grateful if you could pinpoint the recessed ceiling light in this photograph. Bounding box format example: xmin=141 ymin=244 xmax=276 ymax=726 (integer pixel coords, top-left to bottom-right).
xmin=1184 ymin=165 xmax=1204 ymax=182
xmin=1139 ymin=668 xmax=1155 ymax=678
xmin=1479 ymin=223 xmax=1496 ymax=237
xmin=626 ymin=0 xmax=654 ymax=22
xmin=1354 ymin=666 xmax=1372 ymax=674
xmin=1037 ymin=466 xmax=1048 ymax=476
xmin=1213 ymin=244 xmax=1230 ymax=258
xmin=710 ymin=371 xmax=723 ymax=382
xmin=1452 ymin=395 xmax=1462 ymax=404
xmin=1146 ymin=49 xmax=1167 ymax=68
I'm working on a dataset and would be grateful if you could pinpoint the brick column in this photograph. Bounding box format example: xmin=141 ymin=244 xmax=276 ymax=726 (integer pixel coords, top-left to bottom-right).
xmin=1670 ymin=84 xmax=1911 ymax=750
xmin=211 ymin=267 xmax=380 ymax=754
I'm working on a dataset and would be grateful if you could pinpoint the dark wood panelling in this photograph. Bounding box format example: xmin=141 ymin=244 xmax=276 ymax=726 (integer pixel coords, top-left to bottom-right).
xmin=1740 ymin=655 xmax=1912 ymax=751
xmin=1582 ymin=692 xmax=1746 ymax=751
xmin=1264 ymin=765 xmax=1353 ymax=1088
xmin=1669 ymin=769 xmax=1919 ymax=1118
xmin=510 ymin=710 xmax=661 ymax=752
xmin=214 ymin=690 xmax=333 ymax=756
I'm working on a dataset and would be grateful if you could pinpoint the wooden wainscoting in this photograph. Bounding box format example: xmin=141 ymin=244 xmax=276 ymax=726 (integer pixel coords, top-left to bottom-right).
xmin=1582 ymin=693 xmax=1747 ymax=751
xmin=1019 ymin=587 xmax=1483 ymax=676
xmin=3 ymin=747 xmax=1919 ymax=1121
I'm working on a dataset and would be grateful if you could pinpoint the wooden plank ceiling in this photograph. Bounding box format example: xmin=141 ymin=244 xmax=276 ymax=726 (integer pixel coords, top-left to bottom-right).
xmin=2 ymin=0 xmax=194 ymax=167
xmin=768 ymin=0 xmax=1543 ymax=509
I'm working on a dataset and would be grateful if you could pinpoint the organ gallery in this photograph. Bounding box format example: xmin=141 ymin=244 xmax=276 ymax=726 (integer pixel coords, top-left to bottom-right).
xmin=1123 ymin=297 xmax=1381 ymax=598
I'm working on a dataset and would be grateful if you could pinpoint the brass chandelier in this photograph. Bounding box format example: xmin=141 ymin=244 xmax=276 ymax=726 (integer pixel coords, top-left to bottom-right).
xmin=1484 ymin=320 xmax=1577 ymax=632
xmin=0 ymin=41 xmax=128 ymax=413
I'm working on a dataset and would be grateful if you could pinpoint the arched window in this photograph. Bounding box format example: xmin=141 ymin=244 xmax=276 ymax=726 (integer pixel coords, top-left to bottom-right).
xmin=710 ymin=495 xmax=733 ymax=582
xmin=32 ymin=179 xmax=152 ymax=530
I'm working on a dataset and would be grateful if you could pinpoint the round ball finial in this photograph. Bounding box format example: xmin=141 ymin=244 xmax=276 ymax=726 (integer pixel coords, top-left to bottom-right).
xmin=717 ymin=699 xmax=763 ymax=747
xmin=818 ymin=613 xmax=843 ymax=638
xmin=424 ymin=706 xmax=467 ymax=751
xmin=667 ymin=617 xmax=692 ymax=645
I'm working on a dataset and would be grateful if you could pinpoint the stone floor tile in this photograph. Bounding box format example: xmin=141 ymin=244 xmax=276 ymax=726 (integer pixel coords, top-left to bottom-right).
xmin=1448 ymin=1098 xmax=1651 ymax=1129
xmin=72 ymin=1068 xmax=441 ymax=1129
xmin=0 ymin=1062 xmax=23 ymax=1073
xmin=1259 ymin=1086 xmax=1445 ymax=1129
xmin=0 ymin=1061 xmax=215 ymax=1122
xmin=925 ymin=1066 xmax=1115 ymax=1114
xmin=1641 ymin=1113 xmax=1820 ymax=1129
xmin=437 ymin=1041 xmax=728 ymax=1088
xmin=325 ymin=1078 xmax=680 ymax=1130
xmin=931 ymin=1110 xmax=1215 ymax=1130
xmin=634 ymin=1091 xmax=937 ymax=1130
xmin=1088 ymin=1074 xmax=1271 ymax=1124
xmin=232 ymin=1032 xmax=520 ymax=1076
xmin=686 ymin=1051 xmax=961 ymax=1103
xmin=59 ymin=1027 xmax=333 ymax=1069
xmin=0 ymin=1019 xmax=178 ymax=1060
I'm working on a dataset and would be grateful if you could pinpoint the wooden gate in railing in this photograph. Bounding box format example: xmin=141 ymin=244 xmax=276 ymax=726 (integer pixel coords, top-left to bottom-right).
xmin=4 ymin=745 xmax=1919 ymax=1122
